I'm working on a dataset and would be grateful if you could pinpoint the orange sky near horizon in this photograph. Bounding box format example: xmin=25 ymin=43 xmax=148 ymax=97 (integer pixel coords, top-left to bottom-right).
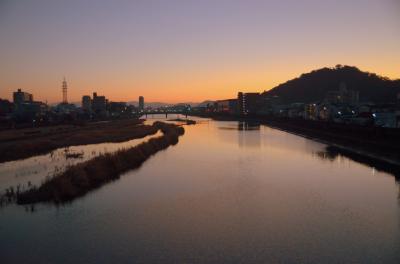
xmin=1 ymin=61 xmax=398 ymax=104
xmin=0 ymin=0 xmax=399 ymax=104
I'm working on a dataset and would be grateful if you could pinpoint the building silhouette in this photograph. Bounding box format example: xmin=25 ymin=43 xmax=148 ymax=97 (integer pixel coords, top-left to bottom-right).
xmin=238 ymin=92 xmax=261 ymax=115
xmin=92 ymin=92 xmax=107 ymax=115
xmin=82 ymin=95 xmax=92 ymax=112
xmin=13 ymin=89 xmax=33 ymax=105
xmin=62 ymin=77 xmax=68 ymax=104
xmin=215 ymin=99 xmax=237 ymax=114
xmin=139 ymin=96 xmax=144 ymax=111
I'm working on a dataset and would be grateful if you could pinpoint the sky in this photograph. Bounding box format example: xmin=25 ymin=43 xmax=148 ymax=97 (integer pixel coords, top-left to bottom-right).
xmin=0 ymin=0 xmax=399 ymax=103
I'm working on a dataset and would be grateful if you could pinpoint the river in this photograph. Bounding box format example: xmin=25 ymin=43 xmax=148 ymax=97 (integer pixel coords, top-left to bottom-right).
xmin=1 ymin=115 xmax=399 ymax=263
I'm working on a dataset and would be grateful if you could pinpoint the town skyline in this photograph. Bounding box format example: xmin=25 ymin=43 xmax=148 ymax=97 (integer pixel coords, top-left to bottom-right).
xmin=1 ymin=0 xmax=399 ymax=103
xmin=1 ymin=64 xmax=399 ymax=105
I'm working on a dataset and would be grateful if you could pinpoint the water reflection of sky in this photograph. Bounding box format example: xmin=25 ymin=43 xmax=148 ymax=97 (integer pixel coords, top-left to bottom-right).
xmin=1 ymin=116 xmax=399 ymax=263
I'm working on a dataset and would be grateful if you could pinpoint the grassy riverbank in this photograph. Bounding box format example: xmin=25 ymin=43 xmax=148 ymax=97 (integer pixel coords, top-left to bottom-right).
xmin=17 ymin=122 xmax=185 ymax=204
xmin=0 ymin=119 xmax=158 ymax=163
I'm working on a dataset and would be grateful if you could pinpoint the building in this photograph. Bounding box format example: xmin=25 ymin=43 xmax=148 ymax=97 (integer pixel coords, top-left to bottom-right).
xmin=325 ymin=82 xmax=359 ymax=105
xmin=12 ymin=89 xmax=49 ymax=122
xmin=13 ymin=89 xmax=33 ymax=105
xmin=215 ymin=99 xmax=237 ymax=114
xmin=0 ymin=99 xmax=13 ymax=116
xmin=14 ymin=101 xmax=48 ymax=122
xmin=109 ymin=102 xmax=128 ymax=117
xmin=317 ymin=103 xmax=339 ymax=121
xmin=92 ymin=92 xmax=107 ymax=115
xmin=82 ymin=95 xmax=92 ymax=112
xmin=238 ymin=92 xmax=261 ymax=115
xmin=139 ymin=96 xmax=144 ymax=111
xmin=304 ymin=103 xmax=318 ymax=120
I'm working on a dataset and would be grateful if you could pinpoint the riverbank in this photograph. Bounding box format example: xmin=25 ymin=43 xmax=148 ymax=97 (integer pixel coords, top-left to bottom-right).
xmin=194 ymin=113 xmax=400 ymax=174
xmin=0 ymin=119 xmax=158 ymax=163
xmin=16 ymin=122 xmax=185 ymax=204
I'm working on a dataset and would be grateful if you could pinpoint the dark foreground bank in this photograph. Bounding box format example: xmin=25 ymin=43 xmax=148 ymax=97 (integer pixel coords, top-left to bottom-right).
xmin=16 ymin=122 xmax=185 ymax=204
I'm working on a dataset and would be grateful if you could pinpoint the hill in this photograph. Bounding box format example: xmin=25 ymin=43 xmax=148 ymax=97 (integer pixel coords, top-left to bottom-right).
xmin=262 ymin=65 xmax=400 ymax=104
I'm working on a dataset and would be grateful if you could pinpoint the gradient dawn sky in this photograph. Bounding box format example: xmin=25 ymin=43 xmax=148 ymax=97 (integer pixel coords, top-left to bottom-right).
xmin=0 ymin=0 xmax=399 ymax=103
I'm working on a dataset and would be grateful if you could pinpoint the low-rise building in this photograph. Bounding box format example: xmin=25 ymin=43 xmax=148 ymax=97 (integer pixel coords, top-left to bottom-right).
xmin=287 ymin=103 xmax=305 ymax=118
xmin=14 ymin=101 xmax=48 ymax=123
xmin=108 ymin=102 xmax=133 ymax=118
xmin=304 ymin=103 xmax=318 ymax=120
xmin=13 ymin=89 xmax=33 ymax=105
xmin=215 ymin=99 xmax=237 ymax=114
xmin=0 ymin=99 xmax=13 ymax=116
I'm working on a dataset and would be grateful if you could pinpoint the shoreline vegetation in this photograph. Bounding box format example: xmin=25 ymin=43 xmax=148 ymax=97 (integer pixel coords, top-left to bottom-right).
xmin=0 ymin=119 xmax=158 ymax=163
xmin=195 ymin=113 xmax=400 ymax=176
xmin=16 ymin=122 xmax=185 ymax=204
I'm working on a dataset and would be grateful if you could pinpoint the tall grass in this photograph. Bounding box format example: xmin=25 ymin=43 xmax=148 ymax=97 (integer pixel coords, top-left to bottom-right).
xmin=0 ymin=119 xmax=157 ymax=162
xmin=17 ymin=122 xmax=185 ymax=204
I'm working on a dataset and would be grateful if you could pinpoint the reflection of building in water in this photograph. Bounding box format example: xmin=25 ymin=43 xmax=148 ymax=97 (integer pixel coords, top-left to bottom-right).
xmin=237 ymin=121 xmax=260 ymax=131
xmin=238 ymin=121 xmax=261 ymax=148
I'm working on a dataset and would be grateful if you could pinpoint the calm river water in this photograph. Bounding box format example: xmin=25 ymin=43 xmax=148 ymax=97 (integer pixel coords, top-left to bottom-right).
xmin=1 ymin=115 xmax=399 ymax=263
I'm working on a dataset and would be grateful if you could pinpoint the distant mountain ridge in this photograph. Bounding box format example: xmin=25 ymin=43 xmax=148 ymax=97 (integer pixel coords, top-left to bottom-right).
xmin=262 ymin=65 xmax=400 ymax=104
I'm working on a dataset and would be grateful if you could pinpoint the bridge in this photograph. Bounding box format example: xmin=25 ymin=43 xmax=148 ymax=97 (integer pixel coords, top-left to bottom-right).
xmin=138 ymin=111 xmax=190 ymax=118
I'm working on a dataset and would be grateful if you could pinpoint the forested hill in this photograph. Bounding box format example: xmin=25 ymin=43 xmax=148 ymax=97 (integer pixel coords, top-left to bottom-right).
xmin=262 ymin=65 xmax=400 ymax=104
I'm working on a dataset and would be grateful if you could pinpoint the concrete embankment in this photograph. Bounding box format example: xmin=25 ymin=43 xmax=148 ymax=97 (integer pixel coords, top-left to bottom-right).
xmin=260 ymin=118 xmax=400 ymax=166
